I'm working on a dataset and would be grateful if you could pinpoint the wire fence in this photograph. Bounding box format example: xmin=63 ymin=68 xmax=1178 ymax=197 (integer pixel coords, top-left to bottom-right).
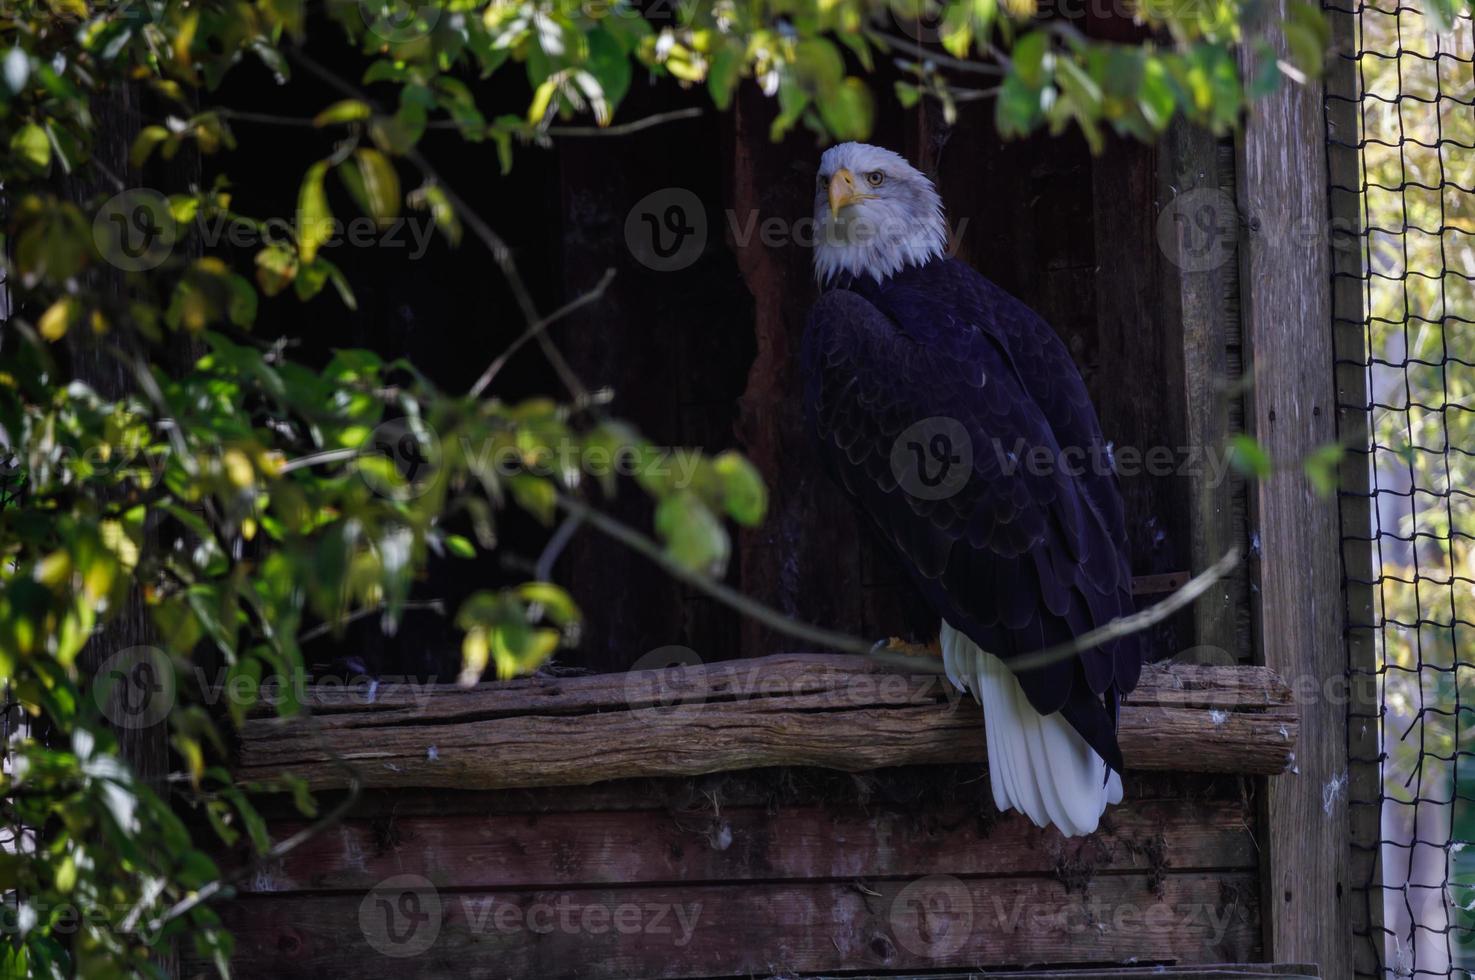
xmin=1329 ymin=1 xmax=1475 ymax=975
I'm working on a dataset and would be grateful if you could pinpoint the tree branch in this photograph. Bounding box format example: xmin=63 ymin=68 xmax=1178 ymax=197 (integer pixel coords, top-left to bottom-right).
xmin=559 ymin=492 xmax=1243 ymax=675
xmin=872 ymin=31 xmax=1007 ymax=76
xmin=468 ymin=268 xmax=615 ymax=399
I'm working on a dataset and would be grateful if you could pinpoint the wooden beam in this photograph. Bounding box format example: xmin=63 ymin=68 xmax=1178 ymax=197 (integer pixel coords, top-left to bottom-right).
xmin=1235 ymin=5 xmax=1352 ymax=976
xmin=237 ymin=654 xmax=1298 ymax=790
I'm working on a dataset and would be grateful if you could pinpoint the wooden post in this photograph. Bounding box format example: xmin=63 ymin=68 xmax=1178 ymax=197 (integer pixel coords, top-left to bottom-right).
xmin=1324 ymin=1 xmax=1384 ymax=971
xmin=1236 ymin=8 xmax=1353 ymax=975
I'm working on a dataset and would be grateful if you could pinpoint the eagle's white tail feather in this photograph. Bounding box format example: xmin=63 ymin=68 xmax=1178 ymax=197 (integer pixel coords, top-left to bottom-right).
xmin=941 ymin=621 xmax=1122 ymax=837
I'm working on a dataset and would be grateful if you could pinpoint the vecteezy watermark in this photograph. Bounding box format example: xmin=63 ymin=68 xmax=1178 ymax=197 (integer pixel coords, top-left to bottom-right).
xmin=359 ymin=874 xmax=443 ymax=958
xmin=622 ymin=186 xmax=974 ymax=271
xmin=0 ymin=898 xmax=165 ymax=945
xmin=1157 ymin=185 xmax=1360 ymax=272
xmin=624 ymin=645 xmax=708 ymax=721
xmin=889 ymin=875 xmax=974 ymax=959
xmin=459 ymin=895 xmax=702 ymax=944
xmin=358 ymin=417 xmax=444 ymax=501
xmin=91 ymin=188 xmax=439 ymax=272
xmin=93 ymin=189 xmax=178 ymax=273
xmin=93 ymin=646 xmax=176 ymax=730
xmin=1156 ymin=187 xmax=1238 ymax=274
xmin=890 ymin=417 xmax=974 ymax=501
xmin=358 ymin=874 xmax=702 ymax=956
xmin=624 ymin=187 xmax=708 ymax=272
xmin=359 ymin=0 xmax=443 ymax=42
xmin=352 ymin=416 xmax=711 ymax=501
xmin=727 ymin=209 xmax=971 ymax=255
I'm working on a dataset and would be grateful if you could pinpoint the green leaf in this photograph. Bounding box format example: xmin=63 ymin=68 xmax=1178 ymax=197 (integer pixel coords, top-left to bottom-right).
xmin=516 ymin=582 xmax=581 ymax=627
xmin=655 ymin=491 xmax=729 ymax=575
xmin=528 ymin=78 xmax=559 ymax=125
xmin=337 ymin=148 xmax=401 ymax=228
xmin=817 ymin=77 xmax=873 ymax=141
xmin=130 ymin=125 xmax=170 ymax=169
xmin=296 ymin=160 xmax=332 ymax=263
xmin=313 ymin=99 xmax=371 ymax=127
xmin=1012 ymin=32 xmax=1049 ymax=88
xmin=1227 ymin=434 xmax=1272 ymax=479
xmin=995 ymin=73 xmax=1043 ymax=137
xmin=509 ymin=473 xmax=557 ymax=525
xmin=411 ymin=183 xmax=462 ymax=246
xmin=445 ymin=534 xmax=476 ymax=559
xmin=38 ymin=296 xmax=77 ymax=341
xmin=586 ymin=29 xmax=633 ymax=114
xmin=712 ymin=451 xmax=767 ymax=526
xmin=255 ymin=245 xmax=298 ymax=296
xmin=708 ymin=44 xmax=742 ymax=110
xmin=1303 ymin=443 xmax=1345 ymax=496
xmin=10 ymin=123 xmax=50 ymax=173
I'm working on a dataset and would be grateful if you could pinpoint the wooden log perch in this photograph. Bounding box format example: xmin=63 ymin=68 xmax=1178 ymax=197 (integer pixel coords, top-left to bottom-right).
xmin=237 ymin=654 xmax=1297 ymax=791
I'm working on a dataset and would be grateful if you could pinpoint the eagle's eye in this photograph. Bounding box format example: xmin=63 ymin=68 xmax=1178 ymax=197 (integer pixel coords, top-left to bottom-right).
xmin=865 ymin=171 xmax=885 ymax=187
xmin=817 ymin=174 xmax=829 ymax=190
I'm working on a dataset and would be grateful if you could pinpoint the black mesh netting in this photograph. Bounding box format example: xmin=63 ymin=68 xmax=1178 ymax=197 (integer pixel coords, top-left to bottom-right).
xmin=1327 ymin=2 xmax=1475 ymax=975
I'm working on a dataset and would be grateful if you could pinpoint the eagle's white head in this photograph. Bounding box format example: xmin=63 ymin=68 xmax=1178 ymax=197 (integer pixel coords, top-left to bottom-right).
xmin=811 ymin=142 xmax=947 ymax=285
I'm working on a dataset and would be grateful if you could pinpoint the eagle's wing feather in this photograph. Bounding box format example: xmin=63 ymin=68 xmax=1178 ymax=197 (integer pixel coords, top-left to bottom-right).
xmin=801 ymin=260 xmax=1140 ymax=770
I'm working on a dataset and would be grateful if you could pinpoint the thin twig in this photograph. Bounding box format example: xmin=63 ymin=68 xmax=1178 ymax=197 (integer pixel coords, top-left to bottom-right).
xmin=535 ymin=514 xmax=584 ymax=583
xmin=298 ymin=599 xmax=447 ymax=644
xmin=558 ymin=493 xmax=880 ymax=656
xmin=216 ymin=108 xmax=318 ymax=128
xmin=546 ymin=107 xmax=703 ymax=137
xmin=278 ymin=447 xmax=358 ymax=474
xmin=468 ymin=268 xmax=615 ymax=399
xmin=873 ymin=31 xmax=1007 ymax=76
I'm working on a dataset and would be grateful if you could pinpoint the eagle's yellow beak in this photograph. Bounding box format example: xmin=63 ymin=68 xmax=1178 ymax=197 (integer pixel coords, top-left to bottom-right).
xmin=828 ymin=167 xmax=866 ymax=219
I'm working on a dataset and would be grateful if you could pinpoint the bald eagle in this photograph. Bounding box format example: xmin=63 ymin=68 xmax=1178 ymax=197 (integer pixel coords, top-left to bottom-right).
xmin=801 ymin=142 xmax=1142 ymax=836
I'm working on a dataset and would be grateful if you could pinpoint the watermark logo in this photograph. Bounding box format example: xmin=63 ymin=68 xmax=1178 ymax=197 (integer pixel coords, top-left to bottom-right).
xmin=888 ymin=2 xmax=948 ymax=43
xmin=625 ymin=188 xmax=707 ymax=272
xmin=1157 ymin=187 xmax=1236 ymax=273
xmin=890 ymin=417 xmax=972 ymax=501
xmin=93 ymin=646 xmax=175 ymax=730
xmin=93 ymin=189 xmax=177 ymax=272
xmin=890 ymin=874 xmax=974 ymax=958
xmin=359 ymin=874 xmax=442 ymax=958
xmin=624 ymin=645 xmax=707 ymax=721
xmin=358 ymin=417 xmax=442 ymax=501
xmin=359 ymin=0 xmax=442 ymax=42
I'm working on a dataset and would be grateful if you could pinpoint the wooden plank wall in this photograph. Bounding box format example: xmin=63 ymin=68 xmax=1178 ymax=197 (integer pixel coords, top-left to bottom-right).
xmin=190 ymin=768 xmax=1263 ymax=978
xmin=1236 ymin=3 xmax=1354 ymax=975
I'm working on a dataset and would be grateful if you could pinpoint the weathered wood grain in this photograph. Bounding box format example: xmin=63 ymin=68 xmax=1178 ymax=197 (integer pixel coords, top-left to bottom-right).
xmin=189 ymin=872 xmax=1261 ymax=979
xmin=237 ymin=655 xmax=1298 ymax=790
xmin=243 ymin=795 xmax=1256 ymax=894
xmin=809 ymin=968 xmax=1317 ymax=979
xmin=1236 ymin=4 xmax=1352 ymax=976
